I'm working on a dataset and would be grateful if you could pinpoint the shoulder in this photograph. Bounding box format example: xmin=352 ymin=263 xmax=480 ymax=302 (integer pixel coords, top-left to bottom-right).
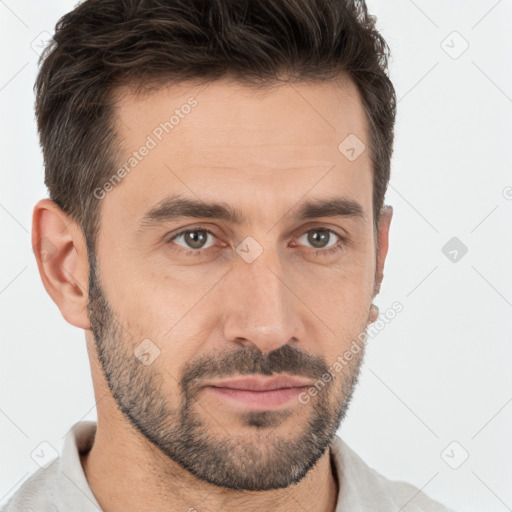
xmin=370 ymin=475 xmax=457 ymax=512
xmin=330 ymin=435 xmax=457 ymax=512
xmin=1 ymin=460 xmax=61 ymax=512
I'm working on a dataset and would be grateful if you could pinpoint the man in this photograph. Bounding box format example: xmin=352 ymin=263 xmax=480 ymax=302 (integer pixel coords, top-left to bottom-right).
xmin=3 ymin=0 xmax=456 ymax=510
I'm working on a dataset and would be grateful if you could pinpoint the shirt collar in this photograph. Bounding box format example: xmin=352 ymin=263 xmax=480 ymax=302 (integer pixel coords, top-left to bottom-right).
xmin=57 ymin=421 xmax=102 ymax=511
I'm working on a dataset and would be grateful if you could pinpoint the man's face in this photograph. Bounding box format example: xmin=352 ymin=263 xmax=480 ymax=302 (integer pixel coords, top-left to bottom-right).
xmin=86 ymin=76 xmax=383 ymax=491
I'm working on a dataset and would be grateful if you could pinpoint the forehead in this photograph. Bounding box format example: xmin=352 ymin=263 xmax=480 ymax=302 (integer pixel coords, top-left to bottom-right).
xmin=113 ymin=75 xmax=368 ymax=153
xmin=104 ymin=77 xmax=372 ymax=227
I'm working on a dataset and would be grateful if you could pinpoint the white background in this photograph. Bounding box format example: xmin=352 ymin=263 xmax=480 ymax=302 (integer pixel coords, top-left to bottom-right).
xmin=1 ymin=1 xmax=511 ymax=511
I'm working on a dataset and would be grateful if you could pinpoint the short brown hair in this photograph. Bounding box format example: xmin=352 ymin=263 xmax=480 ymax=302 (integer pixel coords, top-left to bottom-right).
xmin=35 ymin=0 xmax=396 ymax=256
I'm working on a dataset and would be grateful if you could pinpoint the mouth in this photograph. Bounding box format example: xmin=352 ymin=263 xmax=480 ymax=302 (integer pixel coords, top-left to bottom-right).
xmin=202 ymin=375 xmax=313 ymax=410
xmin=204 ymin=385 xmax=310 ymax=410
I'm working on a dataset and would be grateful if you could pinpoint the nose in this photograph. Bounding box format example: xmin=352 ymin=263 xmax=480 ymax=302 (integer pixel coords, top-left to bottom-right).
xmin=220 ymin=251 xmax=305 ymax=353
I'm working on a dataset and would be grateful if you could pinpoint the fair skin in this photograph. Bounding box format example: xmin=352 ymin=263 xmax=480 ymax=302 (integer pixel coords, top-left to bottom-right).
xmin=32 ymin=76 xmax=392 ymax=512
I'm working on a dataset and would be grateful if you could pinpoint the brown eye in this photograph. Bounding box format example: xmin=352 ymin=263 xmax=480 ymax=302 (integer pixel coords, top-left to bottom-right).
xmin=169 ymin=228 xmax=217 ymax=251
xmin=296 ymin=228 xmax=342 ymax=251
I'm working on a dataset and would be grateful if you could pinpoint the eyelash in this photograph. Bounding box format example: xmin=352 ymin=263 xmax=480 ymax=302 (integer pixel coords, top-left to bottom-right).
xmin=166 ymin=226 xmax=345 ymax=258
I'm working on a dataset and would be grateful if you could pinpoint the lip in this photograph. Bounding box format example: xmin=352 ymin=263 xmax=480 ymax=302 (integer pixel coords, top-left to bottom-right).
xmin=204 ymin=386 xmax=310 ymax=410
xmin=204 ymin=375 xmax=314 ymax=391
xmin=202 ymin=376 xmax=313 ymax=411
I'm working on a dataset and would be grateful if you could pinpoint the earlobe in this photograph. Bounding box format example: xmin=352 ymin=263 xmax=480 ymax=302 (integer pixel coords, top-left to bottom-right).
xmin=374 ymin=204 xmax=393 ymax=297
xmin=32 ymin=198 xmax=91 ymax=330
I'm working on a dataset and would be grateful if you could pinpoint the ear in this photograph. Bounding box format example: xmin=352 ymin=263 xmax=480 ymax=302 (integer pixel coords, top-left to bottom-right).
xmin=32 ymin=198 xmax=91 ymax=330
xmin=374 ymin=204 xmax=393 ymax=297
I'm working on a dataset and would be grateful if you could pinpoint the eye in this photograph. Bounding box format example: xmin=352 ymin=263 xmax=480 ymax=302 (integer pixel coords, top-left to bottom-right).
xmin=169 ymin=228 xmax=218 ymax=251
xmin=295 ymin=228 xmax=342 ymax=253
xmin=166 ymin=226 xmax=345 ymax=258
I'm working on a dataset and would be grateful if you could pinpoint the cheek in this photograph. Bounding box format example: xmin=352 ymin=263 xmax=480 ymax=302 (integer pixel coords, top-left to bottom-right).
xmin=118 ymin=272 xmax=219 ymax=368
xmin=303 ymin=251 xmax=375 ymax=312
xmin=340 ymin=239 xmax=377 ymax=301
xmin=100 ymin=245 xmax=205 ymax=327
xmin=305 ymin=263 xmax=374 ymax=349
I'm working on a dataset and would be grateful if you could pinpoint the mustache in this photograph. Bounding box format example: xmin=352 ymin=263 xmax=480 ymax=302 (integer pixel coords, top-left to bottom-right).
xmin=179 ymin=343 xmax=329 ymax=392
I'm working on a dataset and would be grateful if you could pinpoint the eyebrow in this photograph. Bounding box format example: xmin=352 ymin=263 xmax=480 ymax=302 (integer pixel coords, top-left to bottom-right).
xmin=138 ymin=193 xmax=366 ymax=231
